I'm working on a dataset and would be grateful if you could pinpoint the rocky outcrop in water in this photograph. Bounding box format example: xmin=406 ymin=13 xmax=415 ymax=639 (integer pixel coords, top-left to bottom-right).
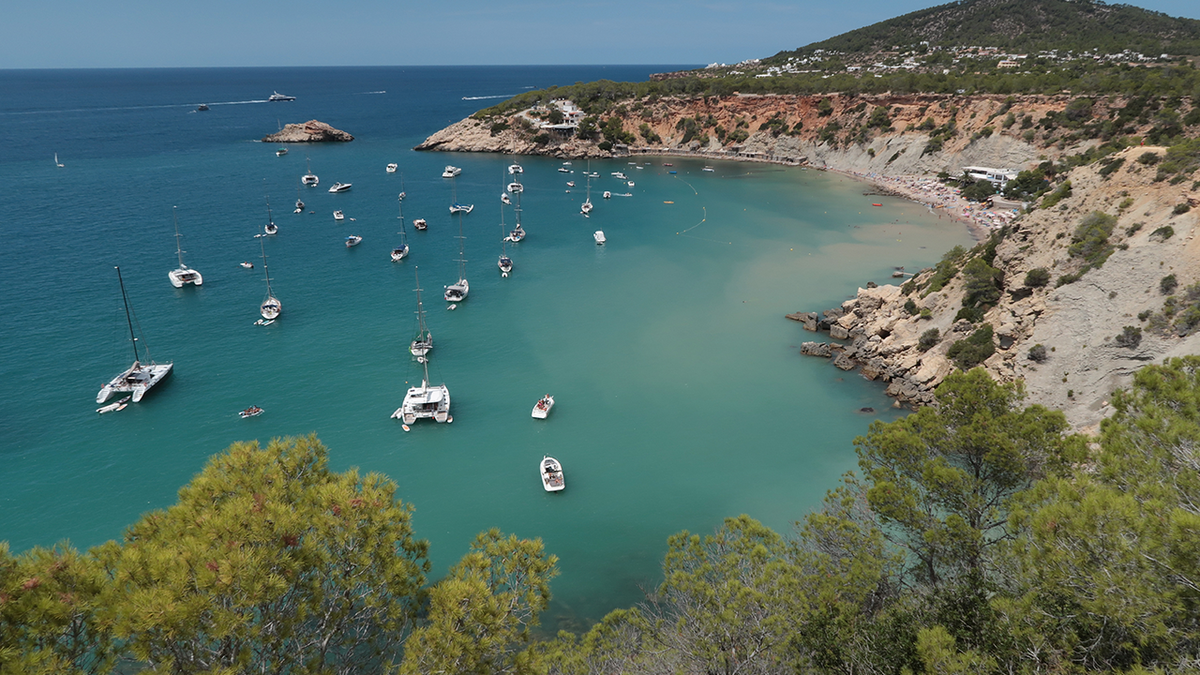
xmin=262 ymin=120 xmax=353 ymax=143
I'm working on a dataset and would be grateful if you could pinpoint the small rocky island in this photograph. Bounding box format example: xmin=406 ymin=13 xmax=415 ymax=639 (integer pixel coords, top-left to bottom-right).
xmin=262 ymin=120 xmax=353 ymax=143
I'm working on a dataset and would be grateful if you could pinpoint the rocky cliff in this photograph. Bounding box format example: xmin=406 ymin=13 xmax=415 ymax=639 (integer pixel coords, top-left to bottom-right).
xmin=263 ymin=120 xmax=354 ymax=143
xmin=795 ymin=146 xmax=1200 ymax=432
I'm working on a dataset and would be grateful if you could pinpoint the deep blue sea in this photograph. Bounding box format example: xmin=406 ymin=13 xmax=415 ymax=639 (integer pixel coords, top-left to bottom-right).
xmin=0 ymin=66 xmax=973 ymax=632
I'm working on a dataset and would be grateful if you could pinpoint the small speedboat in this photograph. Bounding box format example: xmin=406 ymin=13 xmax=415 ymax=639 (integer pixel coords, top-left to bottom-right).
xmin=612 ymin=171 xmax=626 ymax=179
xmin=603 ymin=191 xmax=611 ymax=199
xmin=501 ymin=193 xmax=511 ymax=205
xmin=663 ymin=162 xmax=673 ymax=167
xmin=627 ymin=181 xmax=635 ymax=187
xmin=333 ymin=210 xmax=344 ymax=221
xmin=558 ymin=167 xmax=570 ymax=173
xmin=276 ymin=147 xmax=288 ymax=157
xmin=398 ymin=191 xmax=406 ymax=201
xmin=594 ymin=230 xmax=606 ymax=245
xmin=240 ymin=261 xmax=254 ymax=269
xmin=345 ymin=235 xmax=362 ymax=247
xmin=540 ymin=455 xmax=564 ymax=492
xmin=386 ymin=163 xmax=398 ymax=173
xmin=566 ymin=181 xmax=576 ymax=188
xmin=532 ymin=394 xmax=554 ymax=419
xmin=702 ymin=166 xmax=715 ymax=172
xmin=413 ymin=218 xmax=427 ymax=230
xmin=449 ymin=203 xmax=473 ymax=215
xmin=239 ymin=405 xmax=264 ymax=418
xmin=196 ymin=104 xmax=209 ymax=112
xmin=442 ymin=165 xmax=462 ymax=178
xmin=328 ymin=182 xmax=352 ymax=193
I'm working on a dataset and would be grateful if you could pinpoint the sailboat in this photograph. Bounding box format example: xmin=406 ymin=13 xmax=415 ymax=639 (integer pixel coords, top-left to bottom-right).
xmin=54 ymin=153 xmax=64 ymax=168
xmin=294 ymin=182 xmax=305 ymax=213
xmin=505 ymin=167 xmax=526 ymax=243
xmin=392 ymin=189 xmax=410 ymax=262
xmin=258 ymin=236 xmax=281 ymax=320
xmin=263 ymin=196 xmax=278 ymax=235
xmin=498 ymin=178 xmax=513 ymax=277
xmin=97 ymin=266 xmax=173 ymax=403
xmin=581 ymin=160 xmax=594 ymax=215
xmin=444 ymin=211 xmax=468 ymax=302
xmin=167 ymin=206 xmax=203 ymax=287
xmin=394 ymin=267 xmax=449 ymax=425
xmin=301 ymin=156 xmax=319 ymax=186
xmin=410 ymin=266 xmax=433 ymax=356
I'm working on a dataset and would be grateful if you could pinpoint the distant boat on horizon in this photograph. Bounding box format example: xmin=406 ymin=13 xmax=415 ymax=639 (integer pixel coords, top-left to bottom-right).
xmin=268 ymin=91 xmax=295 ymax=102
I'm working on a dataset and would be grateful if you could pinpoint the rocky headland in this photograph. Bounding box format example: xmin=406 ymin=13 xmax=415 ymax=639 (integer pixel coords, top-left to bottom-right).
xmin=417 ymin=92 xmax=1200 ymax=432
xmin=263 ymin=120 xmax=353 ymax=143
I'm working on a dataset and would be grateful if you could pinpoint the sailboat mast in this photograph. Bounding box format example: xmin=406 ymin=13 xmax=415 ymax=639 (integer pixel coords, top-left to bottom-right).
xmin=266 ymin=195 xmax=274 ymax=228
xmin=260 ymin=236 xmax=273 ymax=297
xmin=115 ymin=266 xmax=140 ymax=363
xmin=172 ymin=206 xmax=186 ymax=267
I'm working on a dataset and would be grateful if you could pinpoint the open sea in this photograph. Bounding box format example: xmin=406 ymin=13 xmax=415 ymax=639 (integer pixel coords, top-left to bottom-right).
xmin=0 ymin=66 xmax=973 ymax=632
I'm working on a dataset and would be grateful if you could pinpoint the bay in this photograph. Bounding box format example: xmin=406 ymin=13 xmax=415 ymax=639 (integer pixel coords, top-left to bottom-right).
xmin=0 ymin=66 xmax=973 ymax=630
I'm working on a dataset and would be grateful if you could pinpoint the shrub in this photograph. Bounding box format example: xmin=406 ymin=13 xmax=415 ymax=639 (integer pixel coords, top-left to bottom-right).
xmin=918 ymin=328 xmax=941 ymax=351
xmin=947 ymin=325 xmax=995 ymax=370
xmin=1161 ymin=274 xmax=1178 ymax=295
xmin=1114 ymin=326 xmax=1143 ymax=349
xmin=1175 ymin=203 xmax=1192 ymax=215
xmin=1151 ymin=225 xmax=1175 ymax=241
xmin=923 ymin=245 xmax=965 ymax=295
xmin=532 ymin=133 xmax=550 ymax=145
xmin=961 ymin=179 xmax=996 ymax=202
xmin=956 ymin=306 xmax=985 ymax=323
xmin=1024 ymin=268 xmax=1051 ymax=288
xmin=1068 ymin=211 xmax=1117 ymax=267
xmin=1028 ymin=344 xmax=1048 ymax=362
xmin=1098 ymin=157 xmax=1125 ymax=178
xmin=1126 ymin=222 xmax=1143 ymax=236
xmin=919 ymin=308 xmax=933 ymax=320
xmin=904 ymin=299 xmax=918 ymax=315
xmin=817 ymin=99 xmax=833 ymax=117
xmin=1139 ymin=309 xmax=1152 ymax=321
xmin=489 ymin=121 xmax=510 ymax=136
xmin=1138 ymin=151 xmax=1161 ymax=165
xmin=1040 ymin=181 xmax=1072 ymax=209
xmin=961 ymin=257 xmax=1003 ymax=308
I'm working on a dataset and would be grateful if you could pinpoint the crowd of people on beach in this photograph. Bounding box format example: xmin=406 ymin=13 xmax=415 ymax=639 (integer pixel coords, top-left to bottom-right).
xmin=842 ymin=170 xmax=1022 ymax=238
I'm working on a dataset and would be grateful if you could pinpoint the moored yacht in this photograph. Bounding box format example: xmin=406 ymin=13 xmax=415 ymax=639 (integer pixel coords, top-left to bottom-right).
xmin=413 ymin=218 xmax=427 ymax=230
xmin=345 ymin=234 xmax=362 ymax=247
xmin=268 ymin=91 xmax=296 ymax=102
xmin=386 ymin=163 xmax=398 ymax=173
xmin=263 ymin=196 xmax=278 ymax=236
xmin=394 ymin=268 xmax=449 ymax=425
xmin=97 ymin=266 xmax=173 ymax=404
xmin=442 ymin=165 xmax=462 ymax=178
xmin=532 ymin=395 xmax=554 ymax=419
xmin=167 ymin=207 xmax=203 ymax=288
xmin=594 ymin=230 xmax=606 ymax=245
xmin=258 ymin=237 xmax=281 ymax=320
xmin=392 ymin=190 xmax=410 ymax=261
xmin=328 ymin=182 xmax=352 ymax=193
xmin=302 ymin=156 xmax=318 ymax=186
xmin=409 ymin=267 xmax=433 ymax=356
xmin=449 ymin=203 xmax=473 ymax=215
xmin=444 ymin=213 xmax=468 ymax=302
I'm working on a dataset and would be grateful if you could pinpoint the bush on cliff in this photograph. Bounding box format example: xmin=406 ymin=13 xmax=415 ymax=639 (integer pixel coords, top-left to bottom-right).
xmin=1040 ymin=180 xmax=1072 ymax=208
xmin=918 ymin=328 xmax=941 ymax=351
xmin=947 ymin=324 xmax=995 ymax=370
xmin=1024 ymin=268 xmax=1051 ymax=288
xmin=1068 ymin=211 xmax=1117 ymax=268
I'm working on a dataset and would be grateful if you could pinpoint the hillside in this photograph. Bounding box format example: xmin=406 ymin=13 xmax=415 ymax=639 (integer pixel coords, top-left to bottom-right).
xmin=772 ymin=0 xmax=1200 ymax=61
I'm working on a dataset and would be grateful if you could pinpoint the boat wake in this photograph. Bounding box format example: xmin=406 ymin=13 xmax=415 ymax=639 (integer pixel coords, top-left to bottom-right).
xmin=1 ymin=100 xmax=267 ymax=117
xmin=355 ymin=90 xmax=387 ymax=95
xmin=461 ymin=94 xmax=517 ymax=101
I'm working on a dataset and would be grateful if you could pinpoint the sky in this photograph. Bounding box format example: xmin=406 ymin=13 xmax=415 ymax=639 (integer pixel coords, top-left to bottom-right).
xmin=4 ymin=0 xmax=1200 ymax=70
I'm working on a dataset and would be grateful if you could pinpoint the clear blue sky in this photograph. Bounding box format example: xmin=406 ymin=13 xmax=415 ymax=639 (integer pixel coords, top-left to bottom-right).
xmin=5 ymin=0 xmax=1199 ymax=69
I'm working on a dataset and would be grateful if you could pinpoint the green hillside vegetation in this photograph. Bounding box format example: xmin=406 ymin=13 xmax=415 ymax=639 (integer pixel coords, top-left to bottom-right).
xmin=775 ymin=0 xmax=1200 ymax=60
xmin=10 ymin=361 xmax=1200 ymax=673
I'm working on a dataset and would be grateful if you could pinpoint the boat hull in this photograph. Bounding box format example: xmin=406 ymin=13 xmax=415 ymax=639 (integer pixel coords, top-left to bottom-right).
xmin=168 ymin=268 xmax=203 ymax=288
xmin=393 ymin=381 xmax=450 ymax=424
xmin=540 ymin=456 xmax=565 ymax=492
xmin=444 ymin=280 xmax=468 ymax=302
xmin=532 ymin=395 xmax=554 ymax=419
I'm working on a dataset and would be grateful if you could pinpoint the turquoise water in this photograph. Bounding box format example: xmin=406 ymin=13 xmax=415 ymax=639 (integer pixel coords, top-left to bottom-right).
xmin=0 ymin=67 xmax=973 ymax=630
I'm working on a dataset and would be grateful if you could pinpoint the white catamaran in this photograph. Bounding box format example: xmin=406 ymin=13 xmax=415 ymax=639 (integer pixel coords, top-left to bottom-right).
xmin=97 ymin=266 xmax=173 ymax=404
xmin=394 ymin=267 xmax=450 ymax=425
xmin=167 ymin=206 xmax=203 ymax=287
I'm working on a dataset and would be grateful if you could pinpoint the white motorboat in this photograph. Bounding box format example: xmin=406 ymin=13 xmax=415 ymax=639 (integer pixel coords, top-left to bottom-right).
xmin=532 ymin=394 xmax=554 ymax=419
xmin=612 ymin=171 xmax=627 ymax=180
xmin=413 ymin=218 xmax=427 ymax=230
xmin=594 ymin=230 xmax=606 ymax=245
xmin=328 ymin=182 xmax=352 ymax=193
xmin=702 ymin=166 xmax=715 ymax=172
xmin=167 ymin=207 xmax=203 ymax=288
xmin=566 ymin=181 xmax=575 ymax=188
xmin=333 ymin=210 xmax=344 ymax=221
xmin=603 ymin=191 xmax=611 ymax=199
xmin=449 ymin=203 xmax=474 ymax=215
xmin=276 ymin=147 xmax=288 ymax=157
xmin=302 ymin=156 xmax=318 ymax=186
xmin=238 ymin=405 xmax=264 ymax=418
xmin=442 ymin=165 xmax=462 ymax=178
xmin=444 ymin=213 xmax=468 ymax=302
xmin=410 ymin=267 xmax=433 ymax=357
xmin=97 ymin=266 xmax=173 ymax=404
xmin=258 ymin=236 xmax=281 ymax=320
xmin=627 ymin=181 xmax=635 ymax=187
xmin=558 ymin=167 xmax=570 ymax=173
xmin=581 ymin=200 xmax=593 ymax=215
xmin=540 ymin=456 xmax=564 ymax=492
xmin=268 ymin=91 xmax=296 ymax=102
xmin=392 ymin=190 xmax=409 ymax=261
xmin=501 ymin=193 xmax=511 ymax=205
xmin=386 ymin=163 xmax=398 ymax=173
xmin=263 ymin=196 xmax=278 ymax=235
xmin=240 ymin=261 xmax=254 ymax=269
xmin=345 ymin=235 xmax=362 ymax=247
